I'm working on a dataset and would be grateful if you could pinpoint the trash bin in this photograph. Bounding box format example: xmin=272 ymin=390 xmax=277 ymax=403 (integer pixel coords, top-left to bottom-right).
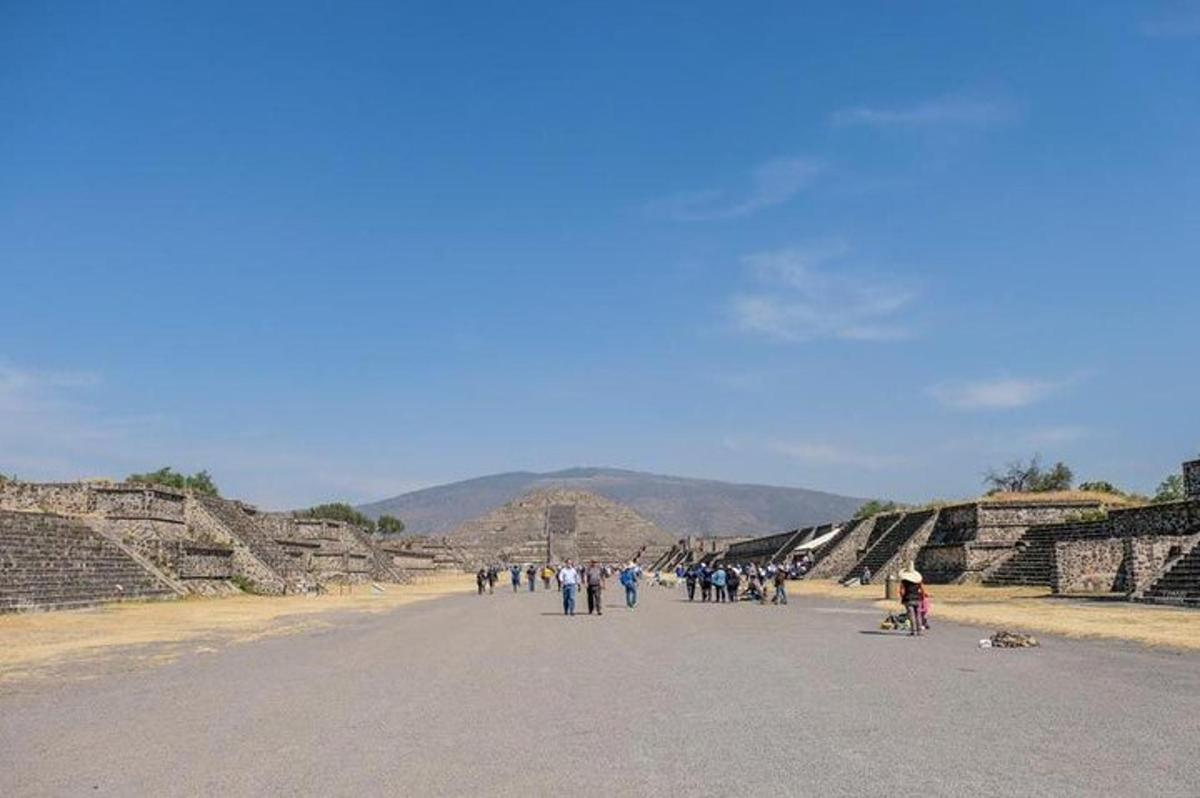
xmin=884 ymin=574 xmax=898 ymax=600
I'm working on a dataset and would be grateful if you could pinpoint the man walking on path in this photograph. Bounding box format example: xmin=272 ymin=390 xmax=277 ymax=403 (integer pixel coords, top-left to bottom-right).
xmin=726 ymin=565 xmax=740 ymax=602
xmin=486 ymin=567 xmax=497 ymax=594
xmin=510 ymin=564 xmax=521 ymax=592
xmin=585 ymin=559 xmax=605 ymax=616
xmin=558 ymin=560 xmax=580 ymax=616
xmin=684 ymin=565 xmax=698 ymax=601
xmin=712 ymin=565 xmax=727 ymax=603
xmin=541 ymin=564 xmax=554 ymax=590
xmin=476 ymin=568 xmax=487 ymax=595
xmin=772 ymin=567 xmax=788 ymax=605
xmin=526 ymin=564 xmax=537 ymax=592
xmin=620 ymin=561 xmax=640 ymax=609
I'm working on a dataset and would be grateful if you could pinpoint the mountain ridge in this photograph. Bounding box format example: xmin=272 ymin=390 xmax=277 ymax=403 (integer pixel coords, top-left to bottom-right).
xmin=358 ymin=467 xmax=868 ymax=539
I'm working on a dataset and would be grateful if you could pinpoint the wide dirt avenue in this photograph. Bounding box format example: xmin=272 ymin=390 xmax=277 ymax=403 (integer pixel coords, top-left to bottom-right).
xmin=3 ymin=584 xmax=1199 ymax=797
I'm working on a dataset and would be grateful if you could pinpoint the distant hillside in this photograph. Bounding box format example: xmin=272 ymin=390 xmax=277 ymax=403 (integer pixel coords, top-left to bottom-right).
xmin=357 ymin=467 xmax=867 ymax=539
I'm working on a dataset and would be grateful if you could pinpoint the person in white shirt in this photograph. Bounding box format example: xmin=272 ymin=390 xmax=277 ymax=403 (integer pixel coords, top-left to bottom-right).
xmin=557 ymin=559 xmax=580 ymax=616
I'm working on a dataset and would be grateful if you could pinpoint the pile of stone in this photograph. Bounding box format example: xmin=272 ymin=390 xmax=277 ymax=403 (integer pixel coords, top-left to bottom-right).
xmin=989 ymin=630 xmax=1040 ymax=648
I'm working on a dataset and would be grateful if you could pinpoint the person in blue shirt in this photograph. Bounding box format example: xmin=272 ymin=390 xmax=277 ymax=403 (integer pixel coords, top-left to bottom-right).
xmin=712 ymin=566 xmax=728 ymax=603
xmin=510 ymin=564 xmax=521 ymax=592
xmin=619 ymin=562 xmax=640 ymax=609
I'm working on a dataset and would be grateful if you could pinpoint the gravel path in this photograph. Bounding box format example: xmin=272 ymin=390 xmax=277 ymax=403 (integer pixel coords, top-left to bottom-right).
xmin=3 ymin=584 xmax=1199 ymax=797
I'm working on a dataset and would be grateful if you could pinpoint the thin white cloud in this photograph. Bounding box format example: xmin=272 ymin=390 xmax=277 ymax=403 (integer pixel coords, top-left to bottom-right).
xmin=929 ymin=376 xmax=1071 ymax=411
xmin=1142 ymin=2 xmax=1200 ymax=37
xmin=831 ymin=95 xmax=1018 ymax=128
xmin=770 ymin=441 xmax=904 ymax=470
xmin=646 ymin=157 xmax=823 ymax=221
xmin=729 ymin=244 xmax=917 ymax=343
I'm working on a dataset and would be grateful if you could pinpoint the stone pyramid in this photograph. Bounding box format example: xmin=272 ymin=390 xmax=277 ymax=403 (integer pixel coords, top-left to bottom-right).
xmin=448 ymin=488 xmax=675 ymax=565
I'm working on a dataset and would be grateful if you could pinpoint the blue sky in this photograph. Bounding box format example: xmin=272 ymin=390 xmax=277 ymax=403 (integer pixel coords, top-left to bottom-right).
xmin=2 ymin=1 xmax=1198 ymax=508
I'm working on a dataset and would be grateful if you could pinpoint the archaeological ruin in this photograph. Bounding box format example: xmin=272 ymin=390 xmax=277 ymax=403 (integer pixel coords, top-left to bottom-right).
xmin=5 ymin=459 xmax=1200 ymax=613
xmin=0 ymin=480 xmax=466 ymax=613
xmin=699 ymin=459 xmax=1200 ymax=607
xmin=447 ymin=488 xmax=676 ymax=566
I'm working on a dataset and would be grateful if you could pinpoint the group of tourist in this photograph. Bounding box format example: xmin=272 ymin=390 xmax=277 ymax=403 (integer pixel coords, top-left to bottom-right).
xmin=675 ymin=556 xmax=813 ymax=606
xmin=476 ymin=554 xmax=933 ymax=638
xmin=475 ymin=559 xmax=643 ymax=617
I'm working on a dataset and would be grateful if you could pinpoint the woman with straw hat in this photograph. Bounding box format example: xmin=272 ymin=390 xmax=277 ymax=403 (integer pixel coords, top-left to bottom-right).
xmin=898 ymin=565 xmax=925 ymax=637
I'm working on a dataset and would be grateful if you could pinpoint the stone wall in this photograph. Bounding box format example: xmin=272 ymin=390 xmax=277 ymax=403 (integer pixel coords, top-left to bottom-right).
xmin=1184 ymin=459 xmax=1200 ymax=499
xmin=1047 ymin=499 xmax=1200 ymax=595
xmin=919 ymin=500 xmax=1106 ymax=583
xmin=0 ymin=481 xmax=190 ymax=523
xmin=173 ymin=543 xmax=236 ymax=579
xmin=722 ymin=528 xmax=801 ymax=564
xmin=1054 ymin=536 xmax=1128 ymax=593
xmin=0 ymin=482 xmax=96 ymax=514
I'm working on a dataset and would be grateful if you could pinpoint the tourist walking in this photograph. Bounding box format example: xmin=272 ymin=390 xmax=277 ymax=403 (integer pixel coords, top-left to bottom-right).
xmin=486 ymin=567 xmax=497 ymax=594
xmin=526 ymin=563 xmax=537 ymax=592
xmin=712 ymin=565 xmax=727 ymax=603
xmin=476 ymin=568 xmax=487 ymax=595
xmin=541 ymin=564 xmax=554 ymax=590
xmin=684 ymin=565 xmax=698 ymax=601
xmin=510 ymin=564 xmax=521 ymax=592
xmin=899 ymin=566 xmax=924 ymax=636
xmin=772 ymin=567 xmax=788 ymax=605
xmin=699 ymin=564 xmax=712 ymax=602
xmin=620 ymin=561 xmax=640 ymax=609
xmin=725 ymin=565 xmax=740 ymax=602
xmin=585 ymin=559 xmax=605 ymax=615
xmin=558 ymin=559 xmax=580 ymax=616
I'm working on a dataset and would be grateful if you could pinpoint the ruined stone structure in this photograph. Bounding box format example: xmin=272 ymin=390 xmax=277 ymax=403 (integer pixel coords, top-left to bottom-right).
xmin=646 ymin=535 xmax=750 ymax=571
xmin=0 ymin=510 xmax=177 ymax=612
xmin=914 ymin=500 xmax=1103 ymax=585
xmin=724 ymin=459 xmax=1200 ymax=607
xmin=448 ymin=489 xmax=675 ymax=565
xmin=381 ymin=537 xmax=468 ymax=572
xmin=0 ymin=480 xmax=416 ymax=612
xmin=1185 ymin=459 xmax=1200 ymax=501
xmin=1042 ymin=494 xmax=1200 ymax=603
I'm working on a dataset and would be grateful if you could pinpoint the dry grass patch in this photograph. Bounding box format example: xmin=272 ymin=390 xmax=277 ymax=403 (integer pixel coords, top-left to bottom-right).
xmin=794 ymin=579 xmax=1200 ymax=651
xmin=0 ymin=573 xmax=475 ymax=683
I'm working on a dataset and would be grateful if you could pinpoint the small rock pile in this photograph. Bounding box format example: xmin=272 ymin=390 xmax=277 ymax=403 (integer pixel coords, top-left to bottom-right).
xmin=990 ymin=630 xmax=1040 ymax=648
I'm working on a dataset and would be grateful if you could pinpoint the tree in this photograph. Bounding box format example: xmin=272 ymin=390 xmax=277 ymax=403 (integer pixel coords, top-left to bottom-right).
xmin=854 ymin=499 xmax=899 ymax=519
xmin=1031 ymin=461 xmax=1074 ymax=492
xmin=1153 ymin=474 xmax=1185 ymax=504
xmin=984 ymin=456 xmax=1043 ymax=493
xmin=127 ymin=467 xmax=220 ymax=496
xmin=300 ymin=502 xmax=376 ymax=533
xmin=1077 ymin=480 xmax=1120 ymax=494
xmin=984 ymin=456 xmax=1073 ymax=493
xmin=376 ymin=514 xmax=406 ymax=537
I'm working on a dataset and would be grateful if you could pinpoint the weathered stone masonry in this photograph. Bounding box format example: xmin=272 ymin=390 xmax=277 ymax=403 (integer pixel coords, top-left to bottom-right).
xmin=0 ymin=480 xmax=418 ymax=612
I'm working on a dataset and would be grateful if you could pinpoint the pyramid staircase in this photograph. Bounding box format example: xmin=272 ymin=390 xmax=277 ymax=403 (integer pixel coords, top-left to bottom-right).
xmin=809 ymin=519 xmax=861 ymax=565
xmin=342 ymin=524 xmax=409 ymax=583
xmin=195 ymin=497 xmax=312 ymax=592
xmin=983 ymin=526 xmax=1058 ymax=587
xmin=842 ymin=510 xmax=937 ymax=582
xmin=1141 ymin=540 xmax=1200 ymax=606
xmin=1 ymin=510 xmax=176 ymax=612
